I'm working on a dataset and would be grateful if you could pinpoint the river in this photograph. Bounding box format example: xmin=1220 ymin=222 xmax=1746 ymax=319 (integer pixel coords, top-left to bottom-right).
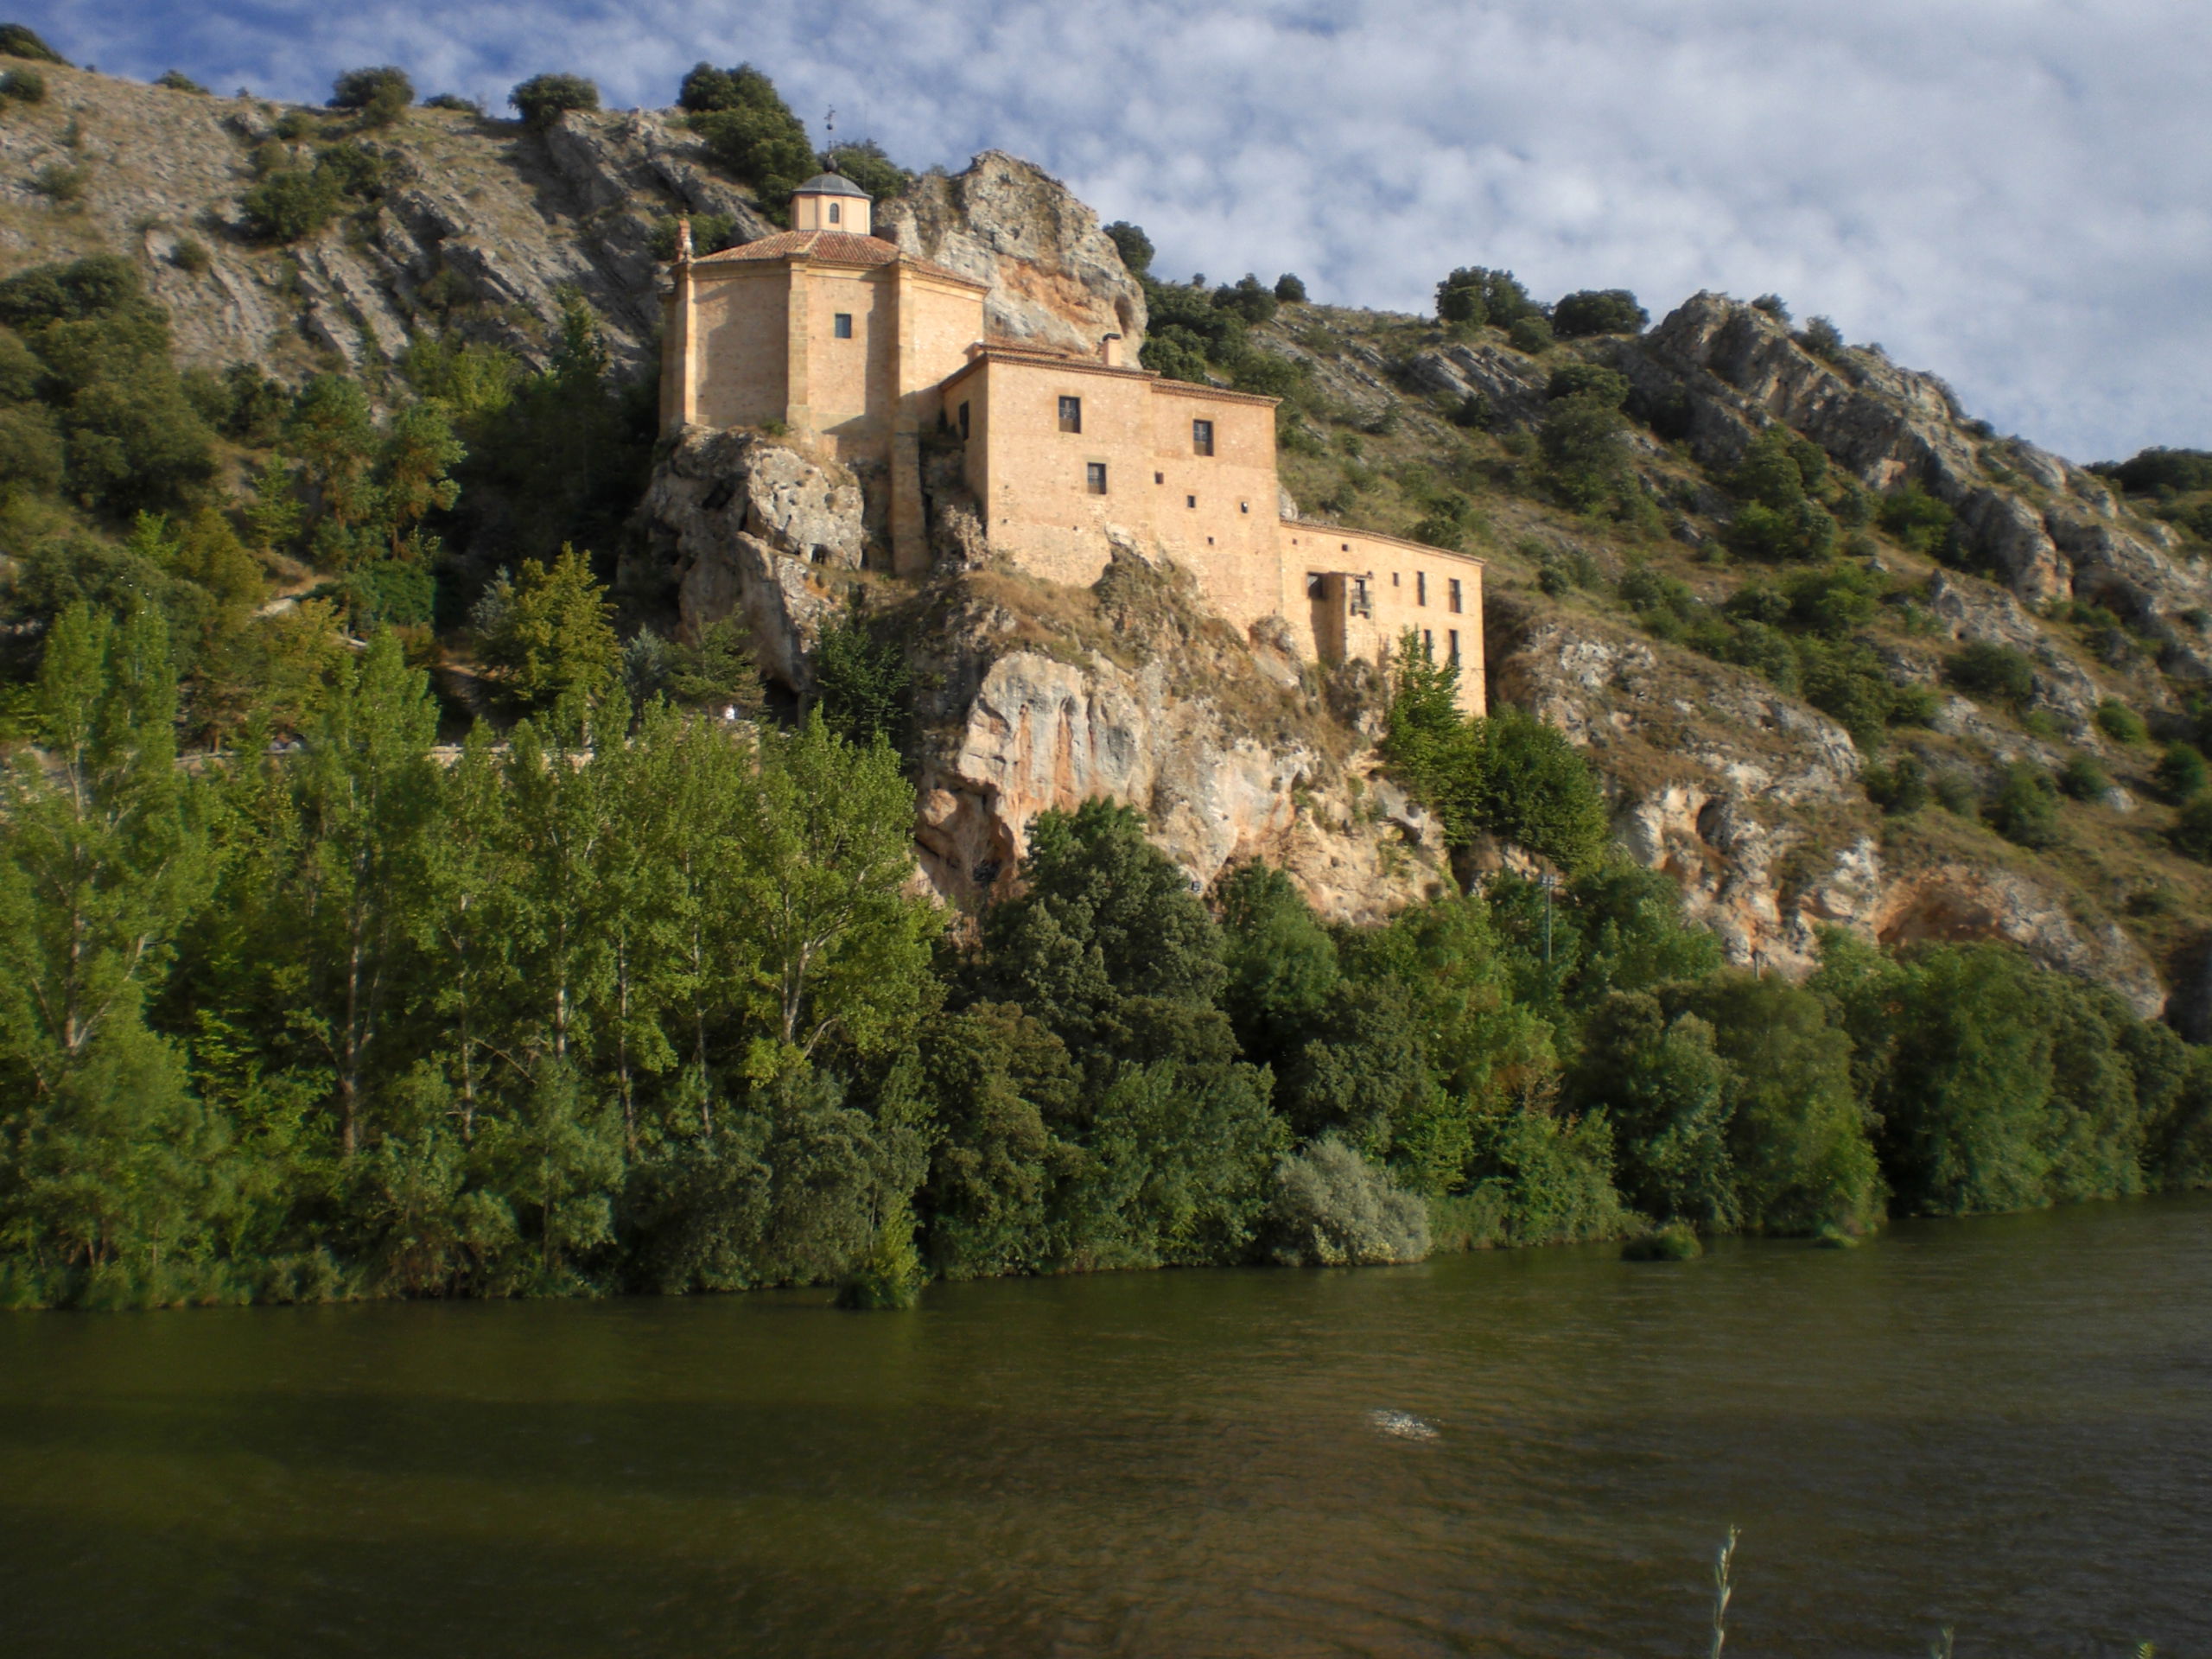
xmin=3 ymin=1195 xmax=2208 ymax=1657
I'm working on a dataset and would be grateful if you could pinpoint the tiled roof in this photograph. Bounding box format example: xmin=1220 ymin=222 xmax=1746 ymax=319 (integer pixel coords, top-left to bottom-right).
xmin=694 ymin=232 xmax=982 ymax=286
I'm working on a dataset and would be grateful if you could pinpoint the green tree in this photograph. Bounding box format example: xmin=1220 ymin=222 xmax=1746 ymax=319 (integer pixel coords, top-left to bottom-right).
xmin=682 ymin=64 xmax=817 ymax=207
xmin=332 ymin=65 xmax=412 ymax=124
xmin=732 ymin=713 xmax=941 ymax=1072
xmin=0 ymin=606 xmax=219 ymax=1287
xmin=1550 ymin=289 xmax=1648 ymax=336
xmin=477 ymin=546 xmax=619 ymax=712
xmin=511 ymin=73 xmax=599 ymax=127
xmin=285 ymin=631 xmax=442 ymax=1155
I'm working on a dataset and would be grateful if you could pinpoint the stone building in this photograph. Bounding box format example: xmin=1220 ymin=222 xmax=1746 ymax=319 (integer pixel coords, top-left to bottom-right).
xmin=663 ymin=172 xmax=1485 ymax=713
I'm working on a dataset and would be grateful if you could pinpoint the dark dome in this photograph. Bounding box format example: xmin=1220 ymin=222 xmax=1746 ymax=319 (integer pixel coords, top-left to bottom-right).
xmin=793 ymin=171 xmax=871 ymax=199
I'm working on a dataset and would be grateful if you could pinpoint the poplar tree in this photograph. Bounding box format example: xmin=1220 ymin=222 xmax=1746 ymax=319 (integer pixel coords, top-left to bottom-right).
xmin=287 ymin=631 xmax=440 ymax=1156
xmin=0 ymin=605 xmax=218 ymax=1280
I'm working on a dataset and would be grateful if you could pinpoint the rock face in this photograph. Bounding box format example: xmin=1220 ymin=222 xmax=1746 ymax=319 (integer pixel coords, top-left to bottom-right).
xmin=0 ymin=69 xmax=769 ymax=381
xmin=1489 ymin=597 xmax=2165 ymax=1014
xmin=875 ymin=151 xmax=1147 ymax=357
xmin=639 ymin=429 xmax=864 ymax=688
xmin=642 ymin=434 xmax=1448 ymax=921
xmin=1618 ymin=293 xmax=2212 ymax=653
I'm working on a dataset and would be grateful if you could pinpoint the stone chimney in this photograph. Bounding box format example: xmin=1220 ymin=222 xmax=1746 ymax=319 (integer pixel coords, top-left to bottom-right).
xmin=1099 ymin=333 xmax=1123 ymax=368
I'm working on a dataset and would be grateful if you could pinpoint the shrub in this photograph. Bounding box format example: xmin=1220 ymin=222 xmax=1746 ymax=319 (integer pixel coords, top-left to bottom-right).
xmin=1507 ymin=315 xmax=1554 ymax=354
xmin=510 ymin=73 xmax=599 ymax=128
xmin=1945 ymin=640 xmax=2035 ymax=705
xmin=1551 ymin=288 xmax=1648 ymax=337
xmin=1798 ymin=316 xmax=1847 ymax=358
xmin=1863 ymin=754 xmax=1930 ymax=815
xmin=1538 ymin=393 xmax=1631 ymax=511
xmin=1878 ymin=484 xmax=1955 ymax=554
xmin=32 ymin=162 xmax=86 ymax=203
xmin=1212 ymin=274 xmax=1277 ymax=326
xmin=0 ymin=24 xmax=65 ymax=63
xmin=2094 ymin=447 xmax=2212 ymax=496
xmin=1103 ymin=221 xmax=1154 ymax=276
xmin=1545 ymin=362 xmax=1630 ymax=406
xmin=155 ymin=69 xmax=209 ymax=94
xmin=2156 ymin=741 xmax=2209 ymax=802
xmin=2172 ymin=795 xmax=2212 ymax=862
xmin=1985 ymin=763 xmax=2059 ymax=849
xmin=823 ymin=140 xmax=908 ymax=200
xmin=2095 ymin=698 xmax=2149 ymax=744
xmin=332 ymin=65 xmax=413 ymax=124
xmin=1274 ymin=272 xmax=1306 ymax=302
xmin=1751 ymin=294 xmax=1791 ymax=322
xmin=0 ymin=64 xmax=43 ymax=102
xmin=681 ymin=62 xmax=814 ymax=207
xmin=423 ymin=93 xmax=484 ymax=115
xmin=2057 ymin=754 xmax=2109 ymax=803
xmin=1435 ymin=266 xmax=1535 ymax=327
xmin=240 ymin=166 xmax=340 ymax=243
xmin=1623 ymin=1222 xmax=1702 ymax=1260
xmin=1264 ymin=1137 xmax=1430 ymax=1266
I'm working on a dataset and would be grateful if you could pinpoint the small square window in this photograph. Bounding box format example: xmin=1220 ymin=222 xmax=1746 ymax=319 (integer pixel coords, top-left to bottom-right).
xmin=1417 ymin=571 xmax=1428 ymax=607
xmin=1192 ymin=418 xmax=1214 ymax=456
xmin=1186 ymin=494 xmax=1197 ymax=509
xmin=1449 ymin=577 xmax=1463 ymax=613
xmin=1392 ymin=571 xmax=1400 ymax=587
xmin=1086 ymin=461 xmax=1108 ymax=494
xmin=833 ymin=312 xmax=853 ymax=340
xmin=1154 ymin=471 xmax=1164 ymax=484
xmin=957 ymin=401 xmax=970 ymax=441
xmin=1058 ymin=396 xmax=1082 ymax=434
xmin=1239 ymin=501 xmax=1249 ymax=513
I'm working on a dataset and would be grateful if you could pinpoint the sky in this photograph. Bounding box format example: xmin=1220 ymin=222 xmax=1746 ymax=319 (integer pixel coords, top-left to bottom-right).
xmin=37 ymin=0 xmax=2212 ymax=464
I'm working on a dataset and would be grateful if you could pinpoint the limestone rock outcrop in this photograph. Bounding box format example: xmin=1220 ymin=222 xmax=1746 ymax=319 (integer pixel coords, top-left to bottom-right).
xmin=1615 ymin=293 xmax=2212 ymax=652
xmin=1489 ymin=596 xmax=2165 ymax=1014
xmin=0 ymin=69 xmax=762 ymax=381
xmin=640 ymin=429 xmax=865 ymax=687
xmin=875 ymin=151 xmax=1147 ymax=357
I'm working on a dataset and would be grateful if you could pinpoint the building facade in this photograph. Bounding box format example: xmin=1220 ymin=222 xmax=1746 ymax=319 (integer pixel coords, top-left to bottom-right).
xmin=663 ymin=173 xmax=1485 ymax=713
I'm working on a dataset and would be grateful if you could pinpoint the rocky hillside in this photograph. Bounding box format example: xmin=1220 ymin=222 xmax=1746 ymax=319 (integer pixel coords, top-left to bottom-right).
xmin=0 ymin=63 xmax=1136 ymax=381
xmin=9 ymin=59 xmax=2212 ymax=1021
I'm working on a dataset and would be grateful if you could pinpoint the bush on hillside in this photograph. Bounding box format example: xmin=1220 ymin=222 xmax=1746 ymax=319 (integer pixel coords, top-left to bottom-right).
xmin=1103 ymin=221 xmax=1154 ymax=276
xmin=1945 ymin=640 xmax=2036 ymax=706
xmin=681 ymin=61 xmax=815 ymax=207
xmin=2091 ymin=447 xmax=2212 ymax=497
xmin=2095 ymin=698 xmax=2148 ymax=744
xmin=1274 ymin=272 xmax=1306 ymax=302
xmin=1798 ymin=316 xmax=1847 ymax=359
xmin=1545 ymin=362 xmax=1630 ymax=407
xmin=1878 ymin=483 xmax=1954 ymax=554
xmin=1985 ymin=762 xmax=2060 ymax=849
xmin=155 ymin=70 xmax=209 ymax=94
xmin=510 ymin=73 xmax=599 ymax=128
xmin=332 ymin=65 xmax=412 ymax=124
xmin=0 ymin=65 xmax=41 ymax=104
xmin=1436 ymin=265 xmax=1535 ymax=328
xmin=823 ymin=140 xmax=908 ymax=200
xmin=2156 ymin=741 xmax=2209 ymax=802
xmin=2056 ymin=754 xmax=2110 ymax=804
xmin=0 ymin=23 xmax=65 ymax=63
xmin=1551 ymin=288 xmax=1648 ymax=337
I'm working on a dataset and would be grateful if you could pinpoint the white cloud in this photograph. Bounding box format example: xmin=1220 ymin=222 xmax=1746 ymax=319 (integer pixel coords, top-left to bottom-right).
xmin=53 ymin=0 xmax=2212 ymax=460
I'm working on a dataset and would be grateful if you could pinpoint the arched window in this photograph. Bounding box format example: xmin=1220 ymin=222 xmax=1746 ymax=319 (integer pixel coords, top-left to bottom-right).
xmin=828 ymin=201 xmax=842 ymax=225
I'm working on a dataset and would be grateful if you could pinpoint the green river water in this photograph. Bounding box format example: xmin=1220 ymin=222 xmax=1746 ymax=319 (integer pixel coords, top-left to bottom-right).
xmin=3 ymin=1195 xmax=2209 ymax=1657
